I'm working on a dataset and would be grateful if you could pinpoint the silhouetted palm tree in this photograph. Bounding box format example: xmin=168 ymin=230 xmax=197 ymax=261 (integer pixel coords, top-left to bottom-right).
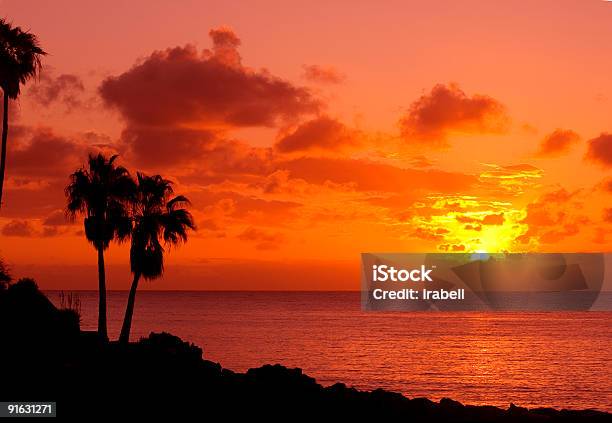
xmin=119 ymin=174 xmax=195 ymax=344
xmin=66 ymin=154 xmax=135 ymax=341
xmin=0 ymin=19 xmax=46 ymax=208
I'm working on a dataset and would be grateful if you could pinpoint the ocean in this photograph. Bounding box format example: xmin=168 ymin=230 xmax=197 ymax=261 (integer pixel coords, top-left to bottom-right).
xmin=47 ymin=291 xmax=612 ymax=412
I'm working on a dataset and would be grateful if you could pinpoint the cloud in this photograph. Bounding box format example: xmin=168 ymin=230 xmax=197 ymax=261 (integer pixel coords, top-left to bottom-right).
xmin=456 ymin=212 xmax=504 ymax=226
xmin=1 ymin=128 xmax=113 ymax=219
xmin=99 ymin=28 xmax=320 ymax=128
xmin=585 ymin=133 xmax=612 ymax=168
xmin=399 ymin=83 xmax=509 ymax=147
xmin=117 ymin=123 xmax=277 ymax=177
xmin=408 ymin=155 xmax=434 ymax=168
xmin=535 ymin=129 xmax=580 ymax=157
xmin=481 ymin=213 xmax=504 ymax=225
xmin=28 ymin=72 xmax=85 ymax=110
xmin=275 ymin=116 xmax=358 ymax=153
xmin=1 ymin=179 xmax=67 ymax=219
xmin=2 ymin=220 xmax=35 ymax=237
xmin=119 ymin=127 xmax=217 ymax=168
xmin=601 ymin=178 xmax=612 ymax=194
xmin=438 ymin=244 xmax=466 ymax=252
xmin=208 ymin=26 xmax=242 ymax=67
xmin=237 ymin=226 xmax=284 ymax=250
xmin=478 ymin=163 xmax=543 ymax=196
xmin=604 ymin=208 xmax=612 ymax=224
xmin=279 ymin=157 xmax=477 ymax=193
xmin=187 ymin=190 xmax=301 ymax=226
xmin=177 ymin=147 xmax=477 ymax=200
xmin=439 ymin=200 xmax=469 ymax=212
xmin=302 ymin=64 xmax=345 ymax=84
xmin=516 ymin=189 xmax=588 ymax=245
xmin=42 ymin=210 xmax=69 ymax=226
xmin=0 ymin=212 xmax=72 ymax=238
xmin=411 ymin=227 xmax=449 ymax=241
xmin=8 ymin=128 xmax=86 ymax=177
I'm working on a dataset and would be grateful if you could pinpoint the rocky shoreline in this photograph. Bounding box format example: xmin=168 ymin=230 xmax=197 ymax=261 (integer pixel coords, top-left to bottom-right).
xmin=1 ymin=280 xmax=609 ymax=421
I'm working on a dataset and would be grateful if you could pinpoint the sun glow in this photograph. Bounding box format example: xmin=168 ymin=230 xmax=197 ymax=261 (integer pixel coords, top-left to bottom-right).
xmin=408 ymin=196 xmax=529 ymax=253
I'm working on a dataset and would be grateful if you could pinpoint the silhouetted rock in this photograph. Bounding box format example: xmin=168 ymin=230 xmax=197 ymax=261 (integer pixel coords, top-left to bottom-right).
xmin=0 ymin=278 xmax=80 ymax=364
xmin=0 ymin=284 xmax=610 ymax=421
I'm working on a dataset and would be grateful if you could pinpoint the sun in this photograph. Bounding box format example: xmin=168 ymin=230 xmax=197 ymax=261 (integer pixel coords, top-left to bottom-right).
xmin=474 ymin=222 xmax=524 ymax=253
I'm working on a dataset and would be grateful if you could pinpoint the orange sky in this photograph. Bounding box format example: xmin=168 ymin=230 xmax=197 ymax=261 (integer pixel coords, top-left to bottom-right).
xmin=1 ymin=0 xmax=611 ymax=290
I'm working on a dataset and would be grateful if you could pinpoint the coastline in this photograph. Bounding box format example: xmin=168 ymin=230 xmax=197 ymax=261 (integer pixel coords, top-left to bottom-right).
xmin=1 ymin=284 xmax=609 ymax=420
xmin=45 ymin=289 xmax=612 ymax=413
xmin=4 ymin=331 xmax=611 ymax=421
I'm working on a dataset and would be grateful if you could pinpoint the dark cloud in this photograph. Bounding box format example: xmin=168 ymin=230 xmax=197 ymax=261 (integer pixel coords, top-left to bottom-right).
xmin=2 ymin=179 xmax=67 ymax=219
xmin=100 ymin=27 xmax=320 ymax=172
xmin=237 ymin=227 xmax=284 ymax=250
xmin=116 ymin=123 xmax=276 ymax=176
xmin=119 ymin=126 xmax=217 ymax=168
xmin=302 ymin=65 xmax=345 ymax=84
xmin=535 ymin=129 xmax=580 ymax=157
xmin=2 ymin=220 xmax=35 ymax=237
xmin=0 ymin=214 xmax=70 ymax=238
xmin=585 ymin=133 xmax=612 ymax=168
xmin=28 ymin=72 xmax=85 ymax=110
xmin=399 ymin=83 xmax=509 ymax=147
xmin=40 ymin=210 xmax=75 ymax=237
xmin=275 ymin=116 xmax=358 ymax=153
xmin=208 ymin=27 xmax=242 ymax=67
xmin=9 ymin=128 xmax=86 ymax=177
xmin=99 ymin=28 xmax=320 ymax=128
xmin=42 ymin=210 xmax=69 ymax=226
xmin=200 ymin=141 xmax=274 ymax=178
xmin=2 ymin=129 xmax=110 ymax=219
xmin=81 ymin=131 xmax=115 ymax=148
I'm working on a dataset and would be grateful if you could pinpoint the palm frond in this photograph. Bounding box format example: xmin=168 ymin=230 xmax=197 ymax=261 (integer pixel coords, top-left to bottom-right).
xmin=167 ymin=195 xmax=191 ymax=211
xmin=0 ymin=18 xmax=46 ymax=98
xmin=65 ymin=153 xmax=135 ymax=248
xmin=129 ymin=175 xmax=194 ymax=278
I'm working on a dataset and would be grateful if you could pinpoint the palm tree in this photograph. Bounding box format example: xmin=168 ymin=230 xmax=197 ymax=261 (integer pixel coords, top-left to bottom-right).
xmin=66 ymin=154 xmax=136 ymax=341
xmin=0 ymin=19 xmax=46 ymax=208
xmin=119 ymin=174 xmax=195 ymax=344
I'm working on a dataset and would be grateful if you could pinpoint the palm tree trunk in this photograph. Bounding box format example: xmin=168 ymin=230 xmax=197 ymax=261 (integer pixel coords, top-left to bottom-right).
xmin=0 ymin=92 xmax=9 ymax=209
xmin=97 ymin=246 xmax=108 ymax=341
xmin=119 ymin=272 xmax=141 ymax=344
